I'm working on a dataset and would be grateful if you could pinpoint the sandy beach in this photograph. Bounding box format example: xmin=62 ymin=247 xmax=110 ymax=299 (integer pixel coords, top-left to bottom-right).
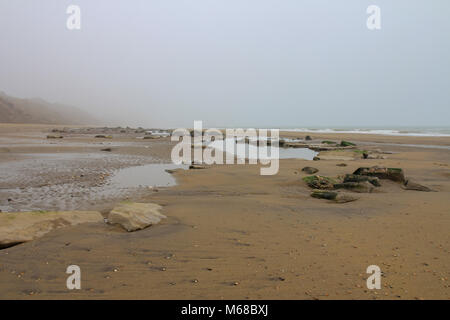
xmin=0 ymin=123 xmax=449 ymax=299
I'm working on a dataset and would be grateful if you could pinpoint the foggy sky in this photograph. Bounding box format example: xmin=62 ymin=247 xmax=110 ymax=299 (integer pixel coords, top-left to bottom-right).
xmin=0 ymin=0 xmax=449 ymax=128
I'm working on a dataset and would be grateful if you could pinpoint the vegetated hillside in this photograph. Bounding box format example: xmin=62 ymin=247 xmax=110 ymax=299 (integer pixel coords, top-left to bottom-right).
xmin=0 ymin=91 xmax=95 ymax=125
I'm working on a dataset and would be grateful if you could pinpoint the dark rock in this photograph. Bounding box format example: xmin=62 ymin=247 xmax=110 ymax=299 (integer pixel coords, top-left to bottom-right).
xmin=353 ymin=166 xmax=405 ymax=183
xmin=301 ymin=167 xmax=319 ymax=174
xmin=340 ymin=140 xmax=356 ymax=147
xmin=303 ymin=175 xmax=336 ymax=190
xmin=305 ymin=135 xmax=312 ymax=141
xmin=283 ymin=142 xmax=308 ymax=148
xmin=404 ymin=180 xmax=433 ymax=192
xmin=336 ymin=163 xmax=348 ymax=167
xmin=335 ymin=193 xmax=359 ymax=203
xmin=189 ymin=164 xmax=208 ymax=170
xmin=101 ymin=148 xmax=112 ymax=152
xmin=363 ymin=152 xmax=387 ymax=159
xmin=333 ymin=181 xmax=374 ymax=193
xmin=190 ymin=130 xmax=203 ymax=137
xmin=46 ymin=135 xmax=63 ymax=139
xmin=51 ymin=129 xmax=66 ymax=133
xmin=311 ymin=190 xmax=337 ymax=200
xmin=311 ymin=191 xmax=358 ymax=203
xmin=313 ymin=156 xmax=320 ymax=161
xmin=343 ymin=174 xmax=381 ymax=187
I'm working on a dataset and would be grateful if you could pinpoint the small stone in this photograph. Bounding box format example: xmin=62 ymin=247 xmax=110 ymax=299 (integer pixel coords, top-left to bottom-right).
xmin=301 ymin=167 xmax=319 ymax=174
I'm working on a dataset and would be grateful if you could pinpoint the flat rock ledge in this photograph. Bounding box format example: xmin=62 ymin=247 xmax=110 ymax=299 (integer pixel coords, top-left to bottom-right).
xmin=0 ymin=211 xmax=103 ymax=249
xmin=311 ymin=190 xmax=359 ymax=203
xmin=108 ymin=202 xmax=166 ymax=232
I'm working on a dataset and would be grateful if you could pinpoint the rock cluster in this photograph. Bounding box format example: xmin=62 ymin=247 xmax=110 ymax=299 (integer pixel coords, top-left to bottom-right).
xmin=303 ymin=165 xmax=433 ymax=203
xmin=302 ymin=175 xmax=336 ymax=190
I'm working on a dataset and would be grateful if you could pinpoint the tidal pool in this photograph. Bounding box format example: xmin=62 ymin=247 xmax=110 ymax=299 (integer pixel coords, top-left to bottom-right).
xmin=107 ymin=163 xmax=187 ymax=189
xmin=207 ymin=138 xmax=318 ymax=160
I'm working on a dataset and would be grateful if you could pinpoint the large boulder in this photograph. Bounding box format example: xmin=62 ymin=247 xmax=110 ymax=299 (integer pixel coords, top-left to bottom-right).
xmin=353 ymin=166 xmax=405 ymax=183
xmin=303 ymin=175 xmax=336 ymax=190
xmin=0 ymin=211 xmax=103 ymax=249
xmin=343 ymin=174 xmax=381 ymax=187
xmin=108 ymin=202 xmax=166 ymax=232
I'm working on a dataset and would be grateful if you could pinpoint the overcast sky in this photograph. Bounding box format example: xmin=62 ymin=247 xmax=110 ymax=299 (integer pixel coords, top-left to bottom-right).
xmin=0 ymin=0 xmax=449 ymax=128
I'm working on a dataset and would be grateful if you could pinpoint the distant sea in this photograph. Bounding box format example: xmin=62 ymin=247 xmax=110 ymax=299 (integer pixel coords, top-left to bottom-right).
xmin=278 ymin=127 xmax=450 ymax=137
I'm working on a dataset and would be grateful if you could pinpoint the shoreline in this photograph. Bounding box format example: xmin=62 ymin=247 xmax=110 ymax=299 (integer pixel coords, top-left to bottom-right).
xmin=0 ymin=124 xmax=449 ymax=299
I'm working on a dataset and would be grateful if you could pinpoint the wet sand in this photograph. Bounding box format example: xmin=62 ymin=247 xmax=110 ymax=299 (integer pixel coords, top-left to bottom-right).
xmin=0 ymin=124 xmax=449 ymax=299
